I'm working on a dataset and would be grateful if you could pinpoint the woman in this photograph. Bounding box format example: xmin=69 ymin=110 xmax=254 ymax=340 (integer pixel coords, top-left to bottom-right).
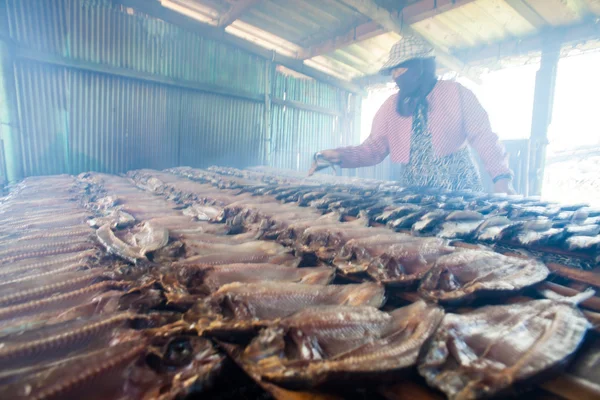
xmin=309 ymin=35 xmax=515 ymax=194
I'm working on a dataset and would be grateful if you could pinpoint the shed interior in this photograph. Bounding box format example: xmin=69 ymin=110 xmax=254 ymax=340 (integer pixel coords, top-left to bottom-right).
xmin=1 ymin=0 xmax=600 ymax=192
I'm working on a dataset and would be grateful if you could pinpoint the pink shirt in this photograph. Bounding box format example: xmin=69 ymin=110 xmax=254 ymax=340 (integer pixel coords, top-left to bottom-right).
xmin=336 ymin=80 xmax=512 ymax=180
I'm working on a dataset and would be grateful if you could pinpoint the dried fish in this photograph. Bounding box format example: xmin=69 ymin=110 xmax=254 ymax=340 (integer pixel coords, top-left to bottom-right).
xmin=132 ymin=221 xmax=169 ymax=256
xmin=200 ymin=282 xmax=385 ymax=338
xmin=474 ymin=216 xmax=513 ymax=242
xmin=419 ymin=298 xmax=590 ymax=399
xmin=365 ymin=238 xmax=455 ymax=286
xmin=180 ymin=263 xmax=334 ymax=292
xmin=419 ymin=249 xmax=549 ymax=303
xmin=0 ymin=289 xmax=124 ymax=338
xmin=0 ymin=339 xmax=149 ymax=400
xmin=174 ymin=241 xmax=298 ymax=267
xmin=374 ymin=204 xmax=421 ymax=224
xmin=145 ymin=335 xmax=225 ymax=398
xmin=333 ymin=234 xmax=453 ymax=285
xmin=0 ymin=312 xmax=137 ymax=370
xmin=0 ymin=270 xmax=107 ymax=307
xmin=242 ymin=301 xmax=443 ymax=388
xmin=0 ymin=242 xmax=97 ymax=266
xmin=96 ymin=224 xmax=145 ymax=264
xmin=208 ymin=281 xmax=385 ymax=321
xmin=411 ymin=210 xmax=449 ymax=236
xmin=566 ymin=235 xmax=600 ymax=252
xmin=300 ymin=217 xmax=389 ymax=257
xmin=437 ymin=211 xmax=485 ymax=240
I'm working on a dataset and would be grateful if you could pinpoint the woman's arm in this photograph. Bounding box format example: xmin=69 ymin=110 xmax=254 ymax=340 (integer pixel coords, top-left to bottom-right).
xmin=459 ymin=84 xmax=514 ymax=183
xmin=331 ymin=106 xmax=391 ymax=169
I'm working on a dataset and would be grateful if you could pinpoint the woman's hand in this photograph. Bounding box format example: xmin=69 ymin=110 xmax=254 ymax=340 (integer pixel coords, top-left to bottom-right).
xmin=308 ymin=150 xmax=342 ymax=176
xmin=493 ymin=178 xmax=516 ymax=195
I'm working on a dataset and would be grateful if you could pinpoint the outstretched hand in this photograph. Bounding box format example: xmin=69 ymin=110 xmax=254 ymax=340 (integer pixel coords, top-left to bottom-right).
xmin=308 ymin=150 xmax=341 ymax=176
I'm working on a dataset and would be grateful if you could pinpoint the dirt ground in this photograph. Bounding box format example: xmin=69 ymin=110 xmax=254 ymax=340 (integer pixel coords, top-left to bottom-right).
xmin=542 ymin=155 xmax=600 ymax=207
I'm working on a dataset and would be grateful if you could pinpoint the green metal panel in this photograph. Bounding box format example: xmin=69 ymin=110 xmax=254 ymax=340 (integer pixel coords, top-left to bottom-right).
xmin=0 ymin=38 xmax=24 ymax=184
xmin=6 ymin=0 xmax=267 ymax=95
xmin=13 ymin=61 xmax=69 ymax=176
xmin=269 ymin=70 xmax=359 ymax=173
xmin=179 ymin=90 xmax=264 ymax=169
xmin=272 ymin=71 xmax=345 ymax=111
xmin=0 ymin=0 xmax=8 ymax=37
xmin=4 ymin=0 xmax=354 ymax=178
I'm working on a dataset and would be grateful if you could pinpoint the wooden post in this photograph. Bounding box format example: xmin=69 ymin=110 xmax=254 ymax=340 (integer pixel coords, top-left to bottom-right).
xmin=528 ymin=40 xmax=560 ymax=196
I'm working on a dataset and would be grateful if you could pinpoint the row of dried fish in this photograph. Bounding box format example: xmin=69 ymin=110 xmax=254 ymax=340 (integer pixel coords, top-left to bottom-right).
xmin=174 ymin=166 xmax=600 ymax=267
xmin=0 ymin=174 xmax=243 ymax=399
xmin=79 ymin=171 xmax=364 ymax=397
xmin=3 ymin=168 xmax=595 ymax=399
xmin=135 ymin=168 xmax=550 ymax=303
xmin=125 ymin=168 xmax=596 ymax=399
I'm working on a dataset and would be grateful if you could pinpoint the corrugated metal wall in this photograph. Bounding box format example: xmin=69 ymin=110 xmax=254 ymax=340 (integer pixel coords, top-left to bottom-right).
xmin=269 ymin=72 xmax=345 ymax=171
xmin=0 ymin=0 xmax=540 ymax=188
xmin=0 ymin=0 xmax=360 ymax=179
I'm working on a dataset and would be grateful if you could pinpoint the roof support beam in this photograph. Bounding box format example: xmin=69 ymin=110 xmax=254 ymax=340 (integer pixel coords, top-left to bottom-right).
xmin=116 ymin=0 xmax=364 ymax=94
xmin=297 ymin=0 xmax=476 ymax=60
xmin=218 ymin=0 xmax=262 ymax=28
xmin=337 ymin=0 xmax=481 ymax=83
xmin=354 ymin=19 xmax=600 ymax=88
xmin=504 ymin=0 xmax=547 ymax=29
xmin=401 ymin=0 xmax=478 ymax=23
xmin=298 ymin=21 xmax=384 ymax=60
xmin=455 ymin=19 xmax=600 ymax=64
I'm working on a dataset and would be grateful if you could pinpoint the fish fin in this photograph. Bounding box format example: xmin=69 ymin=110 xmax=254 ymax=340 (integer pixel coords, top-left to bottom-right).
xmin=538 ymin=287 xmax=596 ymax=305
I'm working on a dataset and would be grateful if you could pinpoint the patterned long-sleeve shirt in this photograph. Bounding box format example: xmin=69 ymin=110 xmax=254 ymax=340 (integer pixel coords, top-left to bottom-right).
xmin=336 ymin=80 xmax=512 ymax=180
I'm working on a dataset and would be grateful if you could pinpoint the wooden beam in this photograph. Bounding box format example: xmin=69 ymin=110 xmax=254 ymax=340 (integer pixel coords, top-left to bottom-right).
xmin=455 ymin=19 xmax=600 ymax=64
xmin=297 ymin=1 xmax=476 ymax=61
xmin=354 ymin=19 xmax=600 ymax=87
xmin=337 ymin=0 xmax=480 ymax=82
xmin=298 ymin=21 xmax=384 ymax=60
xmin=218 ymin=0 xmax=261 ymax=28
xmin=504 ymin=0 xmax=547 ymax=29
xmin=115 ymin=0 xmax=365 ymax=94
xmin=353 ymin=72 xmax=395 ymax=87
xmin=401 ymin=0 xmax=477 ymax=23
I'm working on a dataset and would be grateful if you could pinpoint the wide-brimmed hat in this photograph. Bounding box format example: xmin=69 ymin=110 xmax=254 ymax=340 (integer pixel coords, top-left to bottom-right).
xmin=380 ymin=35 xmax=435 ymax=75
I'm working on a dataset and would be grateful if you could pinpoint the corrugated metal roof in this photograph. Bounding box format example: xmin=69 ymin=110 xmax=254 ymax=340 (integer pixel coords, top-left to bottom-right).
xmin=156 ymin=0 xmax=600 ymax=82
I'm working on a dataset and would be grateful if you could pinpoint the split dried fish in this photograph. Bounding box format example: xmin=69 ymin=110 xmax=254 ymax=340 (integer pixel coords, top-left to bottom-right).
xmin=174 ymin=241 xmax=298 ymax=267
xmin=242 ymin=300 xmax=443 ymax=388
xmin=419 ymin=249 xmax=549 ymax=303
xmin=200 ymin=282 xmax=385 ymax=338
xmin=437 ymin=211 xmax=485 ymax=240
xmin=419 ymin=297 xmax=591 ymax=399
xmin=208 ymin=281 xmax=385 ymax=320
xmin=333 ymin=234 xmax=453 ymax=286
xmin=180 ymin=263 xmax=334 ymax=292
xmin=0 ymin=339 xmax=149 ymax=400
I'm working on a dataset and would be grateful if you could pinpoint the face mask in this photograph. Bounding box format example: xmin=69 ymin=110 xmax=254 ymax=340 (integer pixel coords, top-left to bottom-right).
xmin=394 ymin=61 xmax=424 ymax=97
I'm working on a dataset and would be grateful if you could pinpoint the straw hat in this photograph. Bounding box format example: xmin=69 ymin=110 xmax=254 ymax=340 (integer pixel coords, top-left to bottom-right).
xmin=380 ymin=35 xmax=435 ymax=75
